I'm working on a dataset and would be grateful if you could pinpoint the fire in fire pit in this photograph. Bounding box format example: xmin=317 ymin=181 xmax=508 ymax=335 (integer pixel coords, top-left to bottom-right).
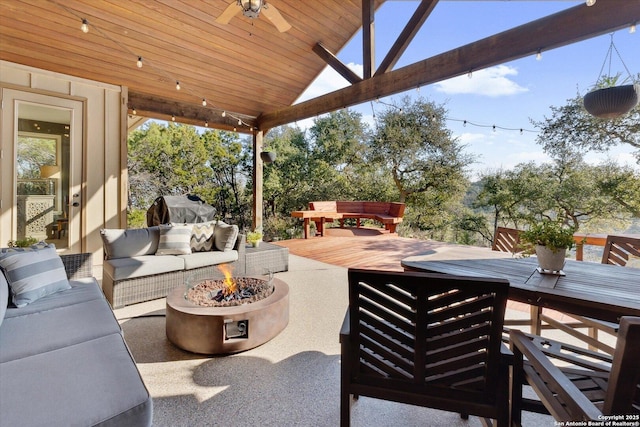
xmin=185 ymin=264 xmax=274 ymax=307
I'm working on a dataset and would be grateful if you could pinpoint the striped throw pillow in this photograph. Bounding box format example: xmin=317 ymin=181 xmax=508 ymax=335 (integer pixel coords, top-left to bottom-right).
xmin=0 ymin=243 xmax=71 ymax=307
xmin=190 ymin=221 xmax=215 ymax=252
xmin=156 ymin=224 xmax=193 ymax=255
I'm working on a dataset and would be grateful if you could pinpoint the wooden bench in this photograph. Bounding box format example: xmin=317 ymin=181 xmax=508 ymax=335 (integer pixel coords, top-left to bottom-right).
xmin=291 ymin=201 xmax=405 ymax=239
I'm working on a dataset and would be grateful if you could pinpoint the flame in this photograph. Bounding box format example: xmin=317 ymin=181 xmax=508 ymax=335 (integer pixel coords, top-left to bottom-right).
xmin=217 ymin=264 xmax=236 ymax=295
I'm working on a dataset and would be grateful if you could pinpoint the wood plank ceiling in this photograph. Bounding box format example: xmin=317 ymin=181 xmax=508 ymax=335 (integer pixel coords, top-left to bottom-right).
xmin=1 ymin=0 xmax=639 ymax=134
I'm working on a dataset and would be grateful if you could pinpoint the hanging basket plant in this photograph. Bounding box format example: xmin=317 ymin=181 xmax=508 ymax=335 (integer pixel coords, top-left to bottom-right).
xmin=582 ymin=34 xmax=639 ymax=120
xmin=260 ymin=151 xmax=276 ymax=163
xmin=584 ymin=83 xmax=640 ymax=119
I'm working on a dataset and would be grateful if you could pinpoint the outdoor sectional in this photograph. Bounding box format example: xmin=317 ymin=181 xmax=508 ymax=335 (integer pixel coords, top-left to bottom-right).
xmin=101 ymin=221 xmax=246 ymax=308
xmin=0 ymin=250 xmax=152 ymax=426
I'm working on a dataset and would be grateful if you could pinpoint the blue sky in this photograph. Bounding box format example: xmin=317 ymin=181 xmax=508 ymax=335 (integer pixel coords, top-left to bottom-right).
xmin=295 ymin=1 xmax=639 ymax=179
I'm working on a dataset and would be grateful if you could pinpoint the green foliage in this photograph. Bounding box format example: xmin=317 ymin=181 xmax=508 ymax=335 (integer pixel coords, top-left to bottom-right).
xmin=531 ymin=84 xmax=640 ymax=163
xmin=127 ymin=208 xmax=147 ymax=228
xmin=521 ymin=220 xmax=575 ymax=252
xmin=7 ymin=236 xmax=39 ymax=247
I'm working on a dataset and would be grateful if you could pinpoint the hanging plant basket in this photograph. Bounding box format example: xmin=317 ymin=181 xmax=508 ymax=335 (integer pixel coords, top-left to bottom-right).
xmin=260 ymin=151 xmax=276 ymax=163
xmin=583 ymin=84 xmax=640 ymax=119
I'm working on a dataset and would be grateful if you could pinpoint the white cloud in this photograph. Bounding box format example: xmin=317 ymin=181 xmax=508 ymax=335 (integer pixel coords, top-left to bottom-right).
xmin=434 ymin=65 xmax=528 ymax=97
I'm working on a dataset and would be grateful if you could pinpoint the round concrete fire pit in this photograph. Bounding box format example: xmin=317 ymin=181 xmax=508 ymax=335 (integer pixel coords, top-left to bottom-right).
xmin=166 ymin=277 xmax=289 ymax=355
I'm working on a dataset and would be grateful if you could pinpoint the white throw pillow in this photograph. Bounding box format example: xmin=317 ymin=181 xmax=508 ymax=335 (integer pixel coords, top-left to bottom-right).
xmin=156 ymin=224 xmax=193 ymax=255
xmin=214 ymin=221 xmax=239 ymax=252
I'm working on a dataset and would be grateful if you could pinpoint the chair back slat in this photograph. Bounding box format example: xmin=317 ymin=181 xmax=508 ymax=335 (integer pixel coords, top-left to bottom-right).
xmin=492 ymin=227 xmax=523 ymax=254
xmin=601 ymin=235 xmax=640 ymax=267
xmin=603 ymin=317 xmax=640 ymax=415
xmin=347 ymin=269 xmax=509 ymax=401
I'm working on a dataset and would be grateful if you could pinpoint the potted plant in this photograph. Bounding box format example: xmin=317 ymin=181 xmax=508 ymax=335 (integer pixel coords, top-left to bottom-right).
xmin=521 ymin=220 xmax=575 ymax=273
xmin=7 ymin=236 xmax=38 ymax=248
xmin=247 ymin=230 xmax=263 ymax=248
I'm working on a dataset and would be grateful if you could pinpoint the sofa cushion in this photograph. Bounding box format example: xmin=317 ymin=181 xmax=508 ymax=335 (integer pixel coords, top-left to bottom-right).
xmin=103 ymin=255 xmax=185 ymax=281
xmin=0 ymin=333 xmax=153 ymax=427
xmin=101 ymin=227 xmax=160 ymax=259
xmin=3 ymin=278 xmax=103 ymax=320
xmin=214 ymin=221 xmax=239 ymax=252
xmin=189 ymin=221 xmax=216 ymax=252
xmin=0 ymin=271 xmax=8 ymax=327
xmin=0 ymin=243 xmax=71 ymax=307
xmin=0 ymin=288 xmax=121 ymax=363
xmin=156 ymin=224 xmax=192 ymax=255
xmin=178 ymin=250 xmax=239 ymax=270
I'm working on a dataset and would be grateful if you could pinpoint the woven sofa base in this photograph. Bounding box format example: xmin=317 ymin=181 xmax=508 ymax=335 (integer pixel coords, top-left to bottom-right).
xmin=104 ymin=260 xmax=246 ymax=309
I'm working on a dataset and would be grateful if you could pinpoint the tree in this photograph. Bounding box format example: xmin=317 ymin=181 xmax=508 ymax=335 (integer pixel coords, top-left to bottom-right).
xmin=369 ymin=96 xmax=474 ymax=232
xmin=531 ymin=89 xmax=640 ymax=163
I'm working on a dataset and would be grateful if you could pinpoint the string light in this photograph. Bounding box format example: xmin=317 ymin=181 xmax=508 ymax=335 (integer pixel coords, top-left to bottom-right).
xmin=171 ymin=115 xmax=175 ymax=121
xmin=175 ymin=81 xmax=181 ymax=90
xmin=205 ymin=121 xmax=209 ymax=127
xmin=631 ymin=23 xmax=637 ymax=34
xmin=202 ymin=98 xmax=207 ymax=106
xmin=81 ymin=19 xmax=89 ymax=33
xmin=221 ymin=111 xmax=226 ymax=117
xmin=467 ymin=70 xmax=473 ymax=78
xmin=585 ymin=0 xmax=596 ymax=6
xmin=136 ymin=56 xmax=143 ymax=68
xmin=238 ymin=119 xmax=242 ymax=126
xmin=536 ymin=50 xmax=542 ymax=61
xmin=132 ymin=107 xmax=137 ymax=115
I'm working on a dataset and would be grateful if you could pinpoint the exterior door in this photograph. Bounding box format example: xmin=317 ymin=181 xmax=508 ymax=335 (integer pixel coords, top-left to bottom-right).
xmin=1 ymin=88 xmax=84 ymax=253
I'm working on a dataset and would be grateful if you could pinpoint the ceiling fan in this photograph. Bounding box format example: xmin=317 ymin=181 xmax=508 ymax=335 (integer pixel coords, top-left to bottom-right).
xmin=216 ymin=0 xmax=292 ymax=32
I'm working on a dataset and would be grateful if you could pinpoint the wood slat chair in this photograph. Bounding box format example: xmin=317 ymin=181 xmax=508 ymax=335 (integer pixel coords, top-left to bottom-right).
xmin=491 ymin=227 xmax=523 ymax=254
xmin=340 ymin=268 xmax=511 ymax=427
xmin=539 ymin=235 xmax=640 ymax=354
xmin=509 ymin=316 xmax=640 ymax=425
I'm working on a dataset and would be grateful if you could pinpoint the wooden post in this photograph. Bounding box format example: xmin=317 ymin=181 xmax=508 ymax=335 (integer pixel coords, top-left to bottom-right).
xmin=252 ymin=130 xmax=264 ymax=232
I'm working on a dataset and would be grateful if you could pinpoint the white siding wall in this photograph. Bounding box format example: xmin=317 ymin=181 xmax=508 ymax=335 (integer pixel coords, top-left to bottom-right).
xmin=1 ymin=60 xmax=126 ymax=265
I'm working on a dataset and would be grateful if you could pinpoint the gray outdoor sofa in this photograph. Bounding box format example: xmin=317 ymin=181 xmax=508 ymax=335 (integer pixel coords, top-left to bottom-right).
xmin=101 ymin=221 xmax=246 ymax=308
xmin=0 ymin=251 xmax=152 ymax=426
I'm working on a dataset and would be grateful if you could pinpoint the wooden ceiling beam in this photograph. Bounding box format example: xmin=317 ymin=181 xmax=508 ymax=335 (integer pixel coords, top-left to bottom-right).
xmin=312 ymin=43 xmax=362 ymax=84
xmin=362 ymin=0 xmax=375 ymax=79
xmin=375 ymin=0 xmax=439 ymax=76
xmin=258 ymin=0 xmax=640 ymax=130
xmin=128 ymin=92 xmax=256 ymax=134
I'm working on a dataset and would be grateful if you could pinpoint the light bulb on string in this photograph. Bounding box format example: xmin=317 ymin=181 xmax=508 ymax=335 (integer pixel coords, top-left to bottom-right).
xmin=132 ymin=107 xmax=137 ymax=115
xmin=467 ymin=70 xmax=473 ymax=78
xmin=221 ymin=111 xmax=226 ymax=117
xmin=175 ymin=81 xmax=181 ymax=90
xmin=205 ymin=121 xmax=208 ymax=127
xmin=136 ymin=57 xmax=143 ymax=68
xmin=171 ymin=115 xmax=176 ymax=122
xmin=81 ymin=19 xmax=89 ymax=33
xmin=631 ymin=23 xmax=637 ymax=34
xmin=202 ymin=98 xmax=207 ymax=106
xmin=586 ymin=0 xmax=596 ymax=6
xmin=536 ymin=50 xmax=542 ymax=61
xmin=238 ymin=119 xmax=242 ymax=126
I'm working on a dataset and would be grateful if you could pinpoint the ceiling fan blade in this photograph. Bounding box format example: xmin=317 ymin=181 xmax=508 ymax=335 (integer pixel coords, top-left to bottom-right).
xmin=262 ymin=3 xmax=291 ymax=32
xmin=216 ymin=1 xmax=240 ymax=24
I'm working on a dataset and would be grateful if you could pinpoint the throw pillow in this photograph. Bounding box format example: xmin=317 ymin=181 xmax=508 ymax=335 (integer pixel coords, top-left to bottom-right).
xmin=190 ymin=221 xmax=216 ymax=252
xmin=0 ymin=243 xmax=71 ymax=308
xmin=156 ymin=224 xmax=193 ymax=255
xmin=100 ymin=227 xmax=160 ymax=259
xmin=214 ymin=221 xmax=239 ymax=252
xmin=0 ymin=271 xmax=8 ymax=326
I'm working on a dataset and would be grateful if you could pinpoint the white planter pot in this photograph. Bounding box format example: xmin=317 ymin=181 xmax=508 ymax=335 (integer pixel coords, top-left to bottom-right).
xmin=535 ymin=245 xmax=567 ymax=272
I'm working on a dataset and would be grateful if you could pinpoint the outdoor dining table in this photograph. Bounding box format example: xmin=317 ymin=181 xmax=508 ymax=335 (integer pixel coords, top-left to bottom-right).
xmin=400 ymin=256 xmax=640 ymax=326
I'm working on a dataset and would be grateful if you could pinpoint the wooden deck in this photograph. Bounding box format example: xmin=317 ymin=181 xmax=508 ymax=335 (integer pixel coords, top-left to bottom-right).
xmin=272 ymin=226 xmax=543 ymax=320
xmin=272 ymin=226 xmax=503 ymax=271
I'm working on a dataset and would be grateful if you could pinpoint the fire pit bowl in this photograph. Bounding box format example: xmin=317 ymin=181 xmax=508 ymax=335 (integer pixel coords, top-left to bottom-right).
xmin=166 ymin=276 xmax=289 ymax=355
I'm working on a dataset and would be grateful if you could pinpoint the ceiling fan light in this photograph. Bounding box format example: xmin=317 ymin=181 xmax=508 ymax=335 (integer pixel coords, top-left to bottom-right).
xmin=240 ymin=0 xmax=262 ymax=18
